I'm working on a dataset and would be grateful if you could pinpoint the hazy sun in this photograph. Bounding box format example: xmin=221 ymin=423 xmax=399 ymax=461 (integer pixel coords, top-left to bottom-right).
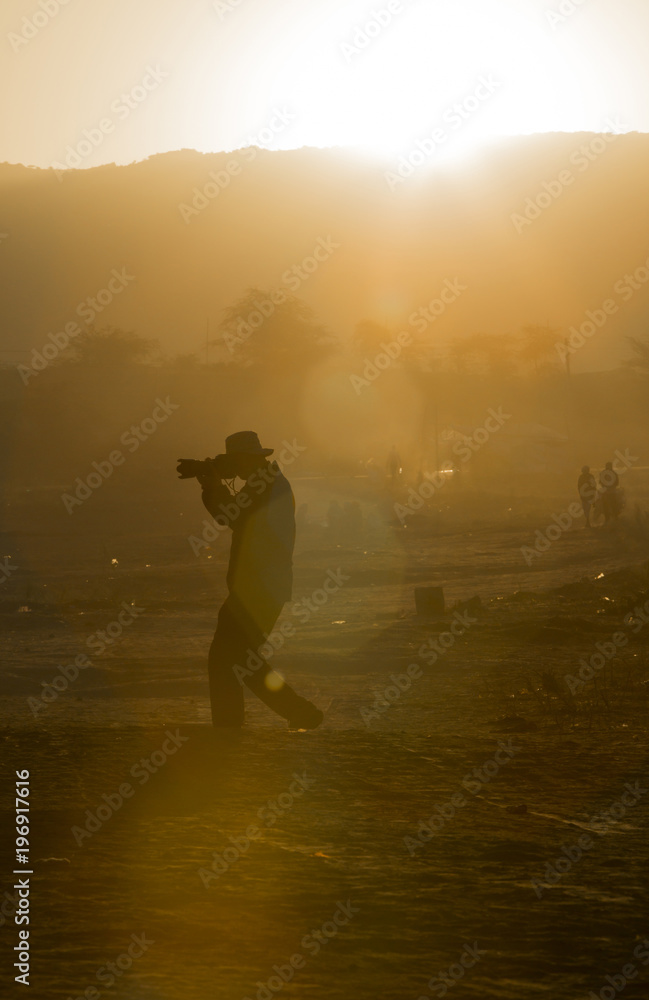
xmin=226 ymin=0 xmax=602 ymax=162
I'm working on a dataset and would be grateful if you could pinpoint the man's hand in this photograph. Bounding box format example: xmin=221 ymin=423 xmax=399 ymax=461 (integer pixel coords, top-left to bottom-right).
xmin=197 ymin=460 xmax=221 ymax=488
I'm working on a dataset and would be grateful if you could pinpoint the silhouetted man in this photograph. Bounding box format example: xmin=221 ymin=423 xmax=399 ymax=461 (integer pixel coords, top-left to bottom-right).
xmin=187 ymin=431 xmax=323 ymax=729
xmin=577 ymin=465 xmax=597 ymax=526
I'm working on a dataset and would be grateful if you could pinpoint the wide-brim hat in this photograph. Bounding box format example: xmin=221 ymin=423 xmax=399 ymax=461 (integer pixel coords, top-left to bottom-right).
xmin=225 ymin=431 xmax=273 ymax=456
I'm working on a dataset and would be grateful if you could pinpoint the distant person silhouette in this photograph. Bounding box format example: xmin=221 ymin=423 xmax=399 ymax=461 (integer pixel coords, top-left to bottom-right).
xmin=387 ymin=446 xmax=401 ymax=485
xmin=599 ymin=461 xmax=620 ymax=523
xmin=577 ymin=465 xmax=597 ymax=526
xmin=184 ymin=431 xmax=323 ymax=730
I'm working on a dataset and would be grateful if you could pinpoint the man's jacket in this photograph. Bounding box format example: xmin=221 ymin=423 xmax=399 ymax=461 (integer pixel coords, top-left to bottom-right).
xmin=201 ymin=462 xmax=295 ymax=606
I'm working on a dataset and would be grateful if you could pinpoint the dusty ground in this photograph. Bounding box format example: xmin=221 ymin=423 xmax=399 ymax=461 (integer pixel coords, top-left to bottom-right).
xmin=1 ymin=474 xmax=649 ymax=999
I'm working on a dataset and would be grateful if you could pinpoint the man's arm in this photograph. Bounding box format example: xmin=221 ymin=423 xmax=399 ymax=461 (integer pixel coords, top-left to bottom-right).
xmin=199 ymin=469 xmax=236 ymax=526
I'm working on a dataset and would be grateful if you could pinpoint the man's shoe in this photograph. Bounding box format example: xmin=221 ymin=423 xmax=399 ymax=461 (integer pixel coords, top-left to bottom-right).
xmin=288 ymin=706 xmax=323 ymax=731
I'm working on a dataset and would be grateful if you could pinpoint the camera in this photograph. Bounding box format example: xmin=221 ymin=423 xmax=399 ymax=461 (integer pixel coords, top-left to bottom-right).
xmin=176 ymin=454 xmax=239 ymax=480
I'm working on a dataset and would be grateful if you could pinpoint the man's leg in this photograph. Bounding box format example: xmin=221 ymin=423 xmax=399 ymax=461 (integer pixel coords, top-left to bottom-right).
xmin=602 ymin=494 xmax=611 ymax=523
xmin=245 ymin=653 xmax=322 ymax=725
xmin=232 ymin=594 xmax=322 ymax=725
xmin=208 ymin=597 xmax=247 ymax=726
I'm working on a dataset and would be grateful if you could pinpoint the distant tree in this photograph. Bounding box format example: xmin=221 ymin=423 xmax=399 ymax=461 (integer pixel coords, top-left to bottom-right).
xmin=443 ymin=334 xmax=488 ymax=374
xmin=13 ymin=327 xmax=163 ymax=481
xmin=625 ymin=336 xmax=649 ymax=374
xmin=444 ymin=337 xmax=473 ymax=375
xmin=39 ymin=326 xmax=161 ymax=421
xmin=215 ymin=289 xmax=335 ymax=370
xmin=443 ymin=333 xmax=518 ymax=376
xmin=163 ymin=351 xmax=202 ymax=371
xmin=518 ymin=324 xmax=561 ymax=375
xmin=54 ymin=326 xmax=159 ymax=368
xmin=479 ymin=333 xmax=519 ymax=377
xmin=442 ymin=328 xmax=562 ymax=377
xmin=351 ymin=317 xmax=446 ymax=377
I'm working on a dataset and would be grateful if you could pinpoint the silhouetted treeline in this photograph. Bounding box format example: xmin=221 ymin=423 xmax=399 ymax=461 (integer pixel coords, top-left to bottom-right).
xmin=1 ymin=324 xmax=647 ymax=490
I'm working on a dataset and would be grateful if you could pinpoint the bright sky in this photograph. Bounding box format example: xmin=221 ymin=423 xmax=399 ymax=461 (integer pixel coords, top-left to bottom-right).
xmin=1 ymin=0 xmax=648 ymax=167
